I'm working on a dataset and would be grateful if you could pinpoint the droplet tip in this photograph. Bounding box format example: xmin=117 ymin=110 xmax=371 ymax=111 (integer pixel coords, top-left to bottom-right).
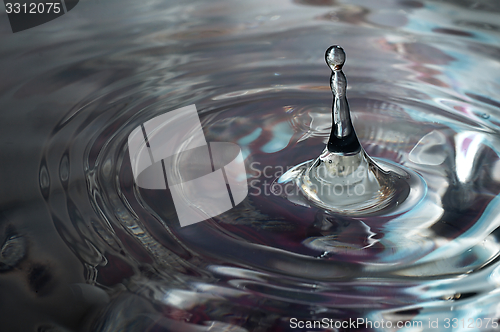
xmin=325 ymin=45 xmax=345 ymax=70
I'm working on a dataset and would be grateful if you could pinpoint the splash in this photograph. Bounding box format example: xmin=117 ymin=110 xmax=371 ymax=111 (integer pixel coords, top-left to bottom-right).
xmin=277 ymin=45 xmax=425 ymax=216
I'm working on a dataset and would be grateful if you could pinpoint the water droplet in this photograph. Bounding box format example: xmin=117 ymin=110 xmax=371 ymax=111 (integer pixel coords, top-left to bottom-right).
xmin=276 ymin=45 xmax=425 ymax=216
xmin=324 ymin=45 xmax=361 ymax=154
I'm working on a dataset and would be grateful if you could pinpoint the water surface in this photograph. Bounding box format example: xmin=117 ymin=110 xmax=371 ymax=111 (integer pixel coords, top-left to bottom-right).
xmin=1 ymin=0 xmax=500 ymax=331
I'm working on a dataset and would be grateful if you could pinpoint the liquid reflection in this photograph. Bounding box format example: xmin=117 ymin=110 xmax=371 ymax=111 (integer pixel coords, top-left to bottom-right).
xmin=0 ymin=209 xmax=108 ymax=331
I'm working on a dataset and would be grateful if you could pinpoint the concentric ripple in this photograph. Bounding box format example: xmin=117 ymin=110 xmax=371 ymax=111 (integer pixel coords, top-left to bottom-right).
xmin=11 ymin=0 xmax=500 ymax=330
